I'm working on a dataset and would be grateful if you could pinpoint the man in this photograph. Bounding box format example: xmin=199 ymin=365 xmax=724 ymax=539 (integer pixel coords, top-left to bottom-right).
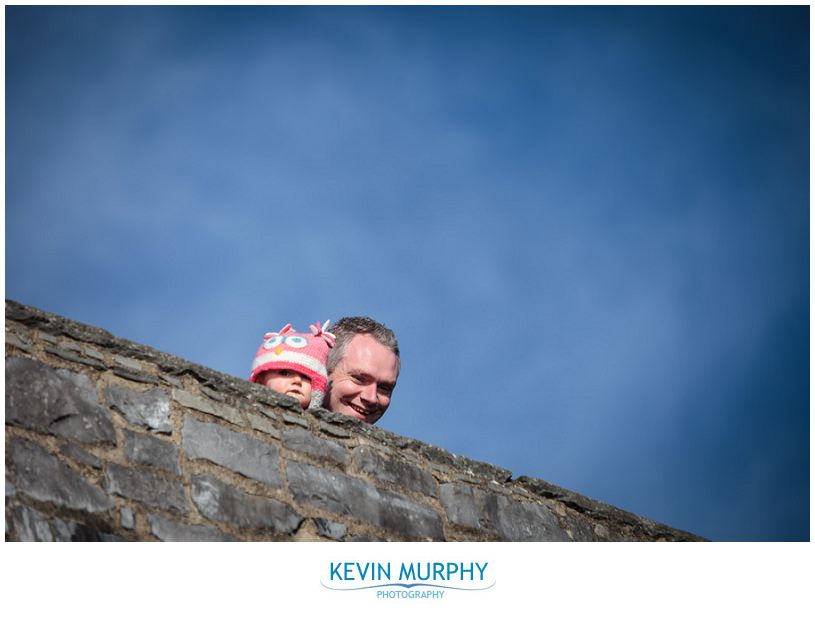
xmin=325 ymin=316 xmax=400 ymax=424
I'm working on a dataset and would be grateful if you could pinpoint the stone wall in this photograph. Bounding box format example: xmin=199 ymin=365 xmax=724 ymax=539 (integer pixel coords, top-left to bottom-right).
xmin=5 ymin=300 xmax=704 ymax=541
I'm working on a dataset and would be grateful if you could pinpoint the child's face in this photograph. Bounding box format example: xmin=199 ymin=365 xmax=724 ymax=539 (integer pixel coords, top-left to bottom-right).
xmin=259 ymin=369 xmax=312 ymax=410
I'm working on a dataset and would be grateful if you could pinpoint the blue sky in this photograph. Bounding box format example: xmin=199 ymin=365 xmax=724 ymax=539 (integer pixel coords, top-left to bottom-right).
xmin=5 ymin=6 xmax=809 ymax=541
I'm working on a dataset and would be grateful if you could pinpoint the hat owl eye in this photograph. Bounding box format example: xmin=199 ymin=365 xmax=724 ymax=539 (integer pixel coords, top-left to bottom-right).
xmin=285 ymin=335 xmax=308 ymax=348
xmin=263 ymin=335 xmax=284 ymax=350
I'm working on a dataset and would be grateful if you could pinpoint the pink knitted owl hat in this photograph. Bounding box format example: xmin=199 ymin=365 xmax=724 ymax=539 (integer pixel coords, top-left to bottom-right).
xmin=249 ymin=320 xmax=335 ymax=408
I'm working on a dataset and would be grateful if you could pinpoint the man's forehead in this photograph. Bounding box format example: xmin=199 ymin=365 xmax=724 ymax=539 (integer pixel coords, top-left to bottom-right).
xmin=343 ymin=333 xmax=387 ymax=353
xmin=343 ymin=334 xmax=399 ymax=376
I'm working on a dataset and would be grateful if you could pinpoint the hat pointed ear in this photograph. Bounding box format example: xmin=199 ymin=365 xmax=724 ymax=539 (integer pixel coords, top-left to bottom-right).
xmin=309 ymin=320 xmax=336 ymax=347
xmin=264 ymin=323 xmax=293 ymax=338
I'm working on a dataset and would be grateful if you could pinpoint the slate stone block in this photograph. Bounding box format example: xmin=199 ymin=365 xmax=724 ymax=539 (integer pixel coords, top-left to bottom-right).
xmin=287 ymin=461 xmax=443 ymax=540
xmin=51 ymin=519 xmax=122 ymax=542
xmin=283 ymin=427 xmax=348 ymax=466
xmin=105 ymin=462 xmax=187 ymax=514
xmin=6 ymin=357 xmax=116 ymax=444
xmin=319 ymin=421 xmax=350 ymax=438
xmin=11 ymin=505 xmax=53 ymax=541
xmin=83 ymin=347 xmax=105 ymax=361
xmin=159 ymin=373 xmax=182 ymax=387
xmin=593 ymin=523 xmax=625 ymax=541
xmin=200 ymin=385 xmax=226 ymax=401
xmin=113 ymin=368 xmax=159 ymax=385
xmin=440 ymin=482 xmax=569 ymax=541
xmin=124 ymin=430 xmax=181 ymax=474
xmin=59 ymin=443 xmax=103 ymax=469
xmin=11 ymin=439 xmax=113 ymax=513
xmin=172 ymin=389 xmax=244 ymax=427
xmin=282 ymin=413 xmax=309 ymax=428
xmin=494 ymin=497 xmax=569 ymax=541
xmin=105 ymin=385 xmax=172 ymax=433
xmin=120 ymin=507 xmax=136 ymax=530
xmin=314 ymin=518 xmax=347 ymax=541
xmin=353 ymin=445 xmax=437 ymax=497
xmin=114 ymin=355 xmax=143 ymax=371
xmin=182 ymin=416 xmax=281 ymax=488
xmin=149 ymin=514 xmax=236 ymax=541
xmin=50 ymin=519 xmax=74 ymax=542
xmin=191 ymin=474 xmax=301 ymax=534
xmin=564 ymin=513 xmax=596 ymax=541
xmin=57 ymin=340 xmax=82 ymax=352
xmin=440 ymin=483 xmax=484 ymax=529
xmin=44 ymin=347 xmax=107 ymax=370
xmin=6 ymin=331 xmax=34 ymax=352
xmin=247 ymin=413 xmax=281 ymax=439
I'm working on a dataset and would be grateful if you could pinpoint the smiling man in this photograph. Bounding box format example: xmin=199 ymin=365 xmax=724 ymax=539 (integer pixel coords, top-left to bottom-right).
xmin=325 ymin=316 xmax=400 ymax=424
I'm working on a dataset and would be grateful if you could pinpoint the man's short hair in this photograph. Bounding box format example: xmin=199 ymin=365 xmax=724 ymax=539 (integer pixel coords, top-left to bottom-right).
xmin=327 ymin=316 xmax=400 ymax=375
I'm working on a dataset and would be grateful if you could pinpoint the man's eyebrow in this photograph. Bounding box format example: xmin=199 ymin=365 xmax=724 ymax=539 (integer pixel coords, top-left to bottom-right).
xmin=351 ymin=371 xmax=375 ymax=382
xmin=353 ymin=373 xmax=394 ymax=386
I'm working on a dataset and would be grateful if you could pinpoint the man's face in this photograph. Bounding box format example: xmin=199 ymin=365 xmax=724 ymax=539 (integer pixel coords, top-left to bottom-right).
xmin=326 ymin=334 xmax=399 ymax=424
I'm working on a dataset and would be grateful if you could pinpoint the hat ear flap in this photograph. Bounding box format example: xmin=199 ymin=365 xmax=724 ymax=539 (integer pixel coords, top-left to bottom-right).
xmin=309 ymin=390 xmax=324 ymax=409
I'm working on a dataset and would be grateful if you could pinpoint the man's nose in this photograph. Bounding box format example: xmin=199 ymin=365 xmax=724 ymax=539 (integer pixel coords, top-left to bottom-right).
xmin=359 ymin=383 xmax=379 ymax=407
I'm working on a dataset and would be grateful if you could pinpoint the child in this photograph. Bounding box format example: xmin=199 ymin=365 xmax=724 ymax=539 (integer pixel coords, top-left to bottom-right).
xmin=249 ymin=320 xmax=335 ymax=410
